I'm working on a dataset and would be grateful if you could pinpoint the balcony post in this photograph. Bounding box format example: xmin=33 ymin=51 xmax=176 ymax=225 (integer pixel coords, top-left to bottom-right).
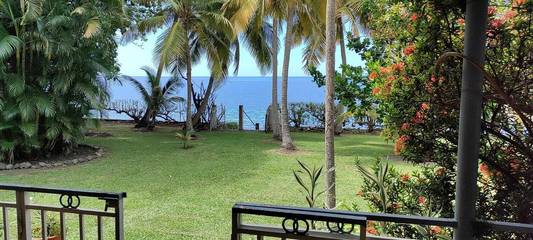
xmin=115 ymin=197 xmax=125 ymax=240
xmin=15 ymin=190 xmax=31 ymax=240
xmin=453 ymin=0 xmax=489 ymax=239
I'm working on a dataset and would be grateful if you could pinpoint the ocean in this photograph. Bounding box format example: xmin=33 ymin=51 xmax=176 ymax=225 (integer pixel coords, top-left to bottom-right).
xmin=106 ymin=76 xmax=325 ymax=130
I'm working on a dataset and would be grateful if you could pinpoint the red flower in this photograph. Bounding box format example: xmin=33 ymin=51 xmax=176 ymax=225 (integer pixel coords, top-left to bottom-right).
xmin=435 ymin=167 xmax=446 ymax=177
xmin=394 ymin=135 xmax=409 ymax=154
xmin=488 ymin=6 xmax=497 ymax=15
xmin=420 ymin=103 xmax=430 ymax=111
xmin=410 ymin=13 xmax=418 ymax=21
xmin=490 ymin=18 xmax=504 ymax=29
xmin=510 ymin=159 xmax=520 ymax=171
xmin=418 ymin=196 xmax=426 ymax=205
xmin=412 ymin=111 xmax=425 ymax=124
xmin=513 ymin=0 xmax=526 ymax=6
xmin=386 ymin=75 xmax=396 ymax=83
xmin=380 ymin=66 xmax=391 ymax=74
xmin=401 ymin=123 xmax=410 ymax=131
xmin=392 ymin=62 xmax=405 ymax=72
xmin=457 ymin=18 xmax=465 ymax=25
xmin=479 ymin=163 xmax=491 ymax=177
xmin=403 ymin=44 xmax=415 ymax=56
xmin=367 ymin=227 xmax=379 ymax=235
xmin=372 ymin=87 xmax=382 ymax=95
xmin=369 ymin=71 xmax=378 ymax=80
xmin=400 ymin=174 xmax=411 ymax=182
xmin=502 ymin=10 xmax=517 ymax=21
xmin=430 ymin=226 xmax=442 ymax=234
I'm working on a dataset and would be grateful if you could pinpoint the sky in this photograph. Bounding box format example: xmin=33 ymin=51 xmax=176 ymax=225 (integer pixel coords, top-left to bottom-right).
xmin=116 ymin=30 xmax=363 ymax=77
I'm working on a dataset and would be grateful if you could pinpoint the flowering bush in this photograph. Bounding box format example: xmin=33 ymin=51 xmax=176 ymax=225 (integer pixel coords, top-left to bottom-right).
xmin=356 ymin=161 xmax=454 ymax=239
xmin=349 ymin=0 xmax=532 ymax=239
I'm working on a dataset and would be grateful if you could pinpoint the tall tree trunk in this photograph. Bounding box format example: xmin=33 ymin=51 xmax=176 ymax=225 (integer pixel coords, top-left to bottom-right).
xmin=325 ymin=0 xmax=337 ymax=209
xmin=280 ymin=7 xmax=296 ymax=150
xmin=271 ymin=18 xmax=281 ymax=140
xmin=338 ymin=18 xmax=347 ymax=67
xmin=335 ymin=18 xmax=346 ymax=135
xmin=185 ymin=45 xmax=193 ymax=132
xmin=192 ymin=75 xmax=215 ymax=127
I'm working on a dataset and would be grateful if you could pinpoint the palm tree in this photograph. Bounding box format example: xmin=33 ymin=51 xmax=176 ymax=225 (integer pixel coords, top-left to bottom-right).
xmin=222 ymin=0 xmax=279 ymax=138
xmin=122 ymin=67 xmax=183 ymax=129
xmin=324 ymin=0 xmax=337 ymax=209
xmin=136 ymin=0 xmax=233 ymax=131
xmin=279 ymin=0 xmax=324 ymax=150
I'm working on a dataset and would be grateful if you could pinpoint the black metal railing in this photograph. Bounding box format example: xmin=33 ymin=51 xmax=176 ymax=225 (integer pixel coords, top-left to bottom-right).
xmin=232 ymin=203 xmax=533 ymax=240
xmin=0 ymin=184 xmax=126 ymax=240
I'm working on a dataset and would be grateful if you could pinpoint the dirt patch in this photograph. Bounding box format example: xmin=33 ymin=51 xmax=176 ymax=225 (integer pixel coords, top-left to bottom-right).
xmin=265 ymin=148 xmax=312 ymax=157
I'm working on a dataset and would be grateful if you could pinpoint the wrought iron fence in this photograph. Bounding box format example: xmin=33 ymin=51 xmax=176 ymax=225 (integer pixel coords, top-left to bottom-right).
xmin=232 ymin=203 xmax=533 ymax=240
xmin=0 ymin=184 xmax=126 ymax=240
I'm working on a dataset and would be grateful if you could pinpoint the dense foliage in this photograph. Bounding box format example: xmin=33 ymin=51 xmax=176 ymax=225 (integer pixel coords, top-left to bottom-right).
xmin=0 ymin=0 xmax=126 ymax=163
xmin=349 ymin=0 xmax=532 ymax=239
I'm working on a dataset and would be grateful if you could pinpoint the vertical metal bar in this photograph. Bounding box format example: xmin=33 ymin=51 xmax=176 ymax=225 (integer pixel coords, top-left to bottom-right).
xmin=15 ymin=190 xmax=31 ymax=240
xmin=256 ymin=235 xmax=263 ymax=240
xmin=114 ymin=198 xmax=124 ymax=240
xmin=59 ymin=212 xmax=66 ymax=240
xmin=79 ymin=214 xmax=84 ymax=240
xmin=40 ymin=210 xmax=47 ymax=240
xmin=97 ymin=216 xmax=104 ymax=240
xmin=239 ymin=105 xmax=244 ymax=131
xmin=231 ymin=210 xmax=241 ymax=240
xmin=2 ymin=207 xmax=9 ymax=240
xmin=359 ymin=224 xmax=367 ymax=240
xmin=453 ymin=1 xmax=489 ymax=240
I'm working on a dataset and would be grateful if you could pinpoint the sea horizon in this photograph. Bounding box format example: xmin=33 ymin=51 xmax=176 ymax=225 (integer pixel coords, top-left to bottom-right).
xmin=106 ymin=76 xmax=326 ymax=129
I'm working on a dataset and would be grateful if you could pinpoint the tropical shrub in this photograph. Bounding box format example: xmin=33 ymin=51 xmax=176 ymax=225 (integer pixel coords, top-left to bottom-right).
xmin=356 ymin=161 xmax=453 ymax=239
xmin=349 ymin=0 xmax=532 ymax=239
xmin=288 ymin=102 xmax=307 ymax=128
xmin=0 ymin=0 xmax=126 ymax=163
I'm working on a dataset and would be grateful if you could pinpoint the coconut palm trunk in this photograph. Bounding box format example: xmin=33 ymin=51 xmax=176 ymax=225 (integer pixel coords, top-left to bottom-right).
xmin=338 ymin=18 xmax=347 ymax=66
xmin=280 ymin=7 xmax=296 ymax=150
xmin=185 ymin=45 xmax=193 ymax=132
xmin=271 ymin=18 xmax=281 ymax=140
xmin=335 ymin=18 xmax=346 ymax=135
xmin=192 ymin=75 xmax=215 ymax=127
xmin=325 ymin=0 xmax=337 ymax=209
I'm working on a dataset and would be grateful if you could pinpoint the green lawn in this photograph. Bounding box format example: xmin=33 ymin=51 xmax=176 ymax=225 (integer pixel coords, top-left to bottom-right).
xmin=0 ymin=123 xmax=417 ymax=239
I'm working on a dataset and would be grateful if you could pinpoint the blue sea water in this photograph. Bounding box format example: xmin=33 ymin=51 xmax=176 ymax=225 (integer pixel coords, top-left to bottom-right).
xmin=106 ymin=76 xmax=325 ymax=129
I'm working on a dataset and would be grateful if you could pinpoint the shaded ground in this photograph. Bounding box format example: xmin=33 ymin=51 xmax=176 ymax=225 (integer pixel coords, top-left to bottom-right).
xmin=0 ymin=123 xmax=416 ymax=239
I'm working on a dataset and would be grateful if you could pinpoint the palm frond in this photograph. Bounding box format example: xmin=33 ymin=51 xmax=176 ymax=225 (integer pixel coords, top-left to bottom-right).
xmin=0 ymin=34 xmax=22 ymax=61
xmin=83 ymin=16 xmax=101 ymax=38
xmin=21 ymin=0 xmax=44 ymax=23
xmin=121 ymin=75 xmax=151 ymax=105
xmin=153 ymin=21 xmax=187 ymax=68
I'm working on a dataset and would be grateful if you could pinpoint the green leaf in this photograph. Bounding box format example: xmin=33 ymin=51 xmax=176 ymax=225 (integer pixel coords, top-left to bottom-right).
xmin=0 ymin=140 xmax=16 ymax=151
xmin=18 ymin=97 xmax=34 ymax=121
xmin=6 ymin=77 xmax=25 ymax=96
xmin=0 ymin=35 xmax=22 ymax=61
xmin=19 ymin=122 xmax=37 ymax=137
xmin=46 ymin=124 xmax=60 ymax=139
xmin=35 ymin=95 xmax=55 ymax=117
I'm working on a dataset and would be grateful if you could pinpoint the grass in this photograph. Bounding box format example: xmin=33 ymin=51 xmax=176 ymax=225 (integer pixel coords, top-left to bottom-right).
xmin=0 ymin=123 xmax=417 ymax=239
